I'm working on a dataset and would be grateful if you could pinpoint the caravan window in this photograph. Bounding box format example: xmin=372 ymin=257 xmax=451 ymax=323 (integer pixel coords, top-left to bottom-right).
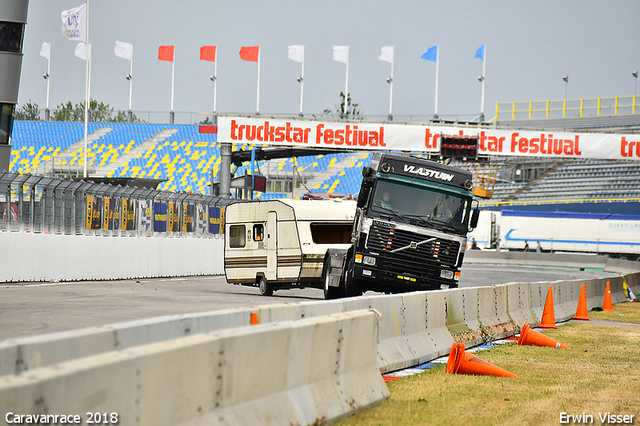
xmin=310 ymin=223 xmax=352 ymax=244
xmin=253 ymin=224 xmax=264 ymax=241
xmin=229 ymin=225 xmax=246 ymax=248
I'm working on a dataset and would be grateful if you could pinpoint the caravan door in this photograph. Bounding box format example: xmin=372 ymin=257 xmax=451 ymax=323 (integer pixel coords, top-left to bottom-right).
xmin=266 ymin=211 xmax=277 ymax=280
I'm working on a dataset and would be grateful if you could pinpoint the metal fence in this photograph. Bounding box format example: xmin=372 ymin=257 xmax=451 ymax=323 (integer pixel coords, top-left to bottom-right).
xmin=0 ymin=171 xmax=239 ymax=237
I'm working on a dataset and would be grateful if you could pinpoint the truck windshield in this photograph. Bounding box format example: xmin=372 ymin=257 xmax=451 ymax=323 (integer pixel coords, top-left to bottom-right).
xmin=370 ymin=180 xmax=469 ymax=232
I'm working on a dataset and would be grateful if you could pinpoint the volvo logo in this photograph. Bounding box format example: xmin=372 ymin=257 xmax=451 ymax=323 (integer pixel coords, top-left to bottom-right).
xmin=409 ymin=242 xmax=418 ymax=249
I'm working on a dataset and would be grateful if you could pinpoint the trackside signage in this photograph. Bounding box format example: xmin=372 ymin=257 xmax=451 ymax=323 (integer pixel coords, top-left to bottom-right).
xmin=217 ymin=116 xmax=640 ymax=160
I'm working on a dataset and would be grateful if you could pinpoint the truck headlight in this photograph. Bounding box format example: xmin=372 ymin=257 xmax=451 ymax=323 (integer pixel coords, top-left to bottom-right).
xmin=440 ymin=270 xmax=454 ymax=280
xmin=363 ymin=255 xmax=376 ymax=266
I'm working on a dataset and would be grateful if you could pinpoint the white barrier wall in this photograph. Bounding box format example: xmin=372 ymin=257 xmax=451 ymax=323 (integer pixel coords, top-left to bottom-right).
xmin=0 ymin=232 xmax=224 ymax=282
xmin=0 ymin=310 xmax=389 ymax=426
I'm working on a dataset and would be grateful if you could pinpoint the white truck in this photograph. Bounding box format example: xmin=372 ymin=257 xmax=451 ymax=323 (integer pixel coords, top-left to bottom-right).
xmin=468 ymin=209 xmax=640 ymax=259
xmin=224 ymin=199 xmax=357 ymax=295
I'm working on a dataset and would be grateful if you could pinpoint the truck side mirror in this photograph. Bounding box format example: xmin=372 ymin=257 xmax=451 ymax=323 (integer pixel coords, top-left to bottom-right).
xmin=470 ymin=209 xmax=480 ymax=229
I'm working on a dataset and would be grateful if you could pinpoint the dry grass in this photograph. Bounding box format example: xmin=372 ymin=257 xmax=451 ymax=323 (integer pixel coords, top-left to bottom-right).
xmin=590 ymin=301 xmax=640 ymax=324
xmin=337 ymin=302 xmax=640 ymax=426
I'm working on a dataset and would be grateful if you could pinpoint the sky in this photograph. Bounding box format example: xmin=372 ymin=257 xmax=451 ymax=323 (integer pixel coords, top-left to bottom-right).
xmin=16 ymin=0 xmax=640 ymax=124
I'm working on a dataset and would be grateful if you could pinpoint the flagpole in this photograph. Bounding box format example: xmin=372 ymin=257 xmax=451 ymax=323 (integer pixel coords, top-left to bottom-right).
xmin=170 ymin=44 xmax=175 ymax=123
xmin=128 ymin=44 xmax=133 ymax=112
xmin=299 ymin=44 xmax=305 ymax=117
xmin=256 ymin=44 xmax=261 ymax=115
xmin=480 ymin=43 xmax=486 ymax=122
xmin=213 ymin=45 xmax=217 ymax=118
xmin=434 ymin=45 xmax=440 ymax=119
xmin=46 ymin=43 xmax=51 ymax=121
xmin=344 ymin=45 xmax=349 ymax=117
xmin=83 ymin=0 xmax=90 ymax=178
xmin=389 ymin=45 xmax=394 ymax=120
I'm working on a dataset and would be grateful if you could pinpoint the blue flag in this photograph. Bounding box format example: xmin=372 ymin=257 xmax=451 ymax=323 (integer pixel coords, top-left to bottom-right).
xmin=475 ymin=44 xmax=485 ymax=61
xmin=421 ymin=45 xmax=438 ymax=62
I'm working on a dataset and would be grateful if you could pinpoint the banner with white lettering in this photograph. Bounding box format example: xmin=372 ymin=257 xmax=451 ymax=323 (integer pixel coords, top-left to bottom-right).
xmin=217 ymin=116 xmax=640 ymax=160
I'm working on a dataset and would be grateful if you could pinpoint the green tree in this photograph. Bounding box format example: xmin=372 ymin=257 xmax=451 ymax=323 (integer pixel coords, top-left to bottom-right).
xmin=14 ymin=100 xmax=41 ymax=121
xmin=109 ymin=110 xmax=143 ymax=123
xmin=52 ymin=99 xmax=115 ymax=122
xmin=324 ymin=92 xmax=360 ymax=120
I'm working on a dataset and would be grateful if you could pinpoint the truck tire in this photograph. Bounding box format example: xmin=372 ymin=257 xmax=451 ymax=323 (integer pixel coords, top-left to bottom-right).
xmin=258 ymin=276 xmax=274 ymax=296
xmin=323 ymin=257 xmax=343 ymax=300
xmin=343 ymin=258 xmax=362 ymax=298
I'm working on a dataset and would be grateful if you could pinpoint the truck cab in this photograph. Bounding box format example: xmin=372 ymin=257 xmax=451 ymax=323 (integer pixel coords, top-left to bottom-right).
xmin=323 ymin=153 xmax=479 ymax=298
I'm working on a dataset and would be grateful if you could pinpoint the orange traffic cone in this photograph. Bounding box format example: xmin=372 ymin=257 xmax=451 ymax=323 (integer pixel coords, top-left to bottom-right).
xmin=517 ymin=322 xmax=571 ymax=349
xmin=573 ymin=283 xmax=590 ymax=321
xmin=446 ymin=342 xmax=519 ymax=378
xmin=538 ymin=286 xmax=558 ymax=329
xmin=602 ymin=281 xmax=614 ymax=311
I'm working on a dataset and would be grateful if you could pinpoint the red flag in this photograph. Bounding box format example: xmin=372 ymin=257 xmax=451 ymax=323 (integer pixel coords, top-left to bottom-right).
xmin=239 ymin=45 xmax=259 ymax=62
xmin=200 ymin=45 xmax=216 ymax=62
xmin=158 ymin=45 xmax=174 ymax=62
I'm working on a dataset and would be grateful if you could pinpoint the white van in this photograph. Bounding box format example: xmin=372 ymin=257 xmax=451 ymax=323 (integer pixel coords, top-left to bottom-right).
xmin=224 ymin=199 xmax=356 ymax=296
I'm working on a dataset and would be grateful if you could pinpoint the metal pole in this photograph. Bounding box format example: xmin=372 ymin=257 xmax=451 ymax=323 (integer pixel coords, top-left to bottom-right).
xmin=213 ymin=44 xmax=218 ymax=116
xmin=299 ymin=44 xmax=305 ymax=117
xmin=45 ymin=44 xmax=51 ymax=121
xmin=220 ymin=143 xmax=231 ymax=198
xmin=128 ymin=43 xmax=133 ymax=122
xmin=170 ymin=44 xmax=175 ymax=123
xmin=83 ymin=0 xmax=90 ymax=178
xmin=344 ymin=45 xmax=349 ymax=117
xmin=434 ymin=45 xmax=439 ymax=118
xmin=388 ymin=45 xmax=394 ymax=121
xmin=256 ymin=45 xmax=261 ymax=115
xmin=480 ymin=44 xmax=486 ymax=122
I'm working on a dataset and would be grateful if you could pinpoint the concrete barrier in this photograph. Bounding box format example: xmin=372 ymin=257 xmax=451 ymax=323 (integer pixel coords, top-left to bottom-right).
xmin=464 ymin=250 xmax=609 ymax=269
xmin=476 ymin=285 xmax=515 ymax=340
xmin=445 ymin=287 xmax=484 ymax=346
xmin=505 ymin=282 xmax=538 ymax=328
xmin=0 ymin=310 xmax=389 ymax=426
xmin=0 ymin=232 xmax=225 ymax=283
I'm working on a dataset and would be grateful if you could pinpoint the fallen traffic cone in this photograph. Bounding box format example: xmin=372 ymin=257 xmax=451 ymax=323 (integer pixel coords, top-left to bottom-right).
xmin=538 ymin=286 xmax=558 ymax=329
xmin=573 ymin=283 xmax=591 ymax=321
xmin=446 ymin=342 xmax=519 ymax=378
xmin=517 ymin=322 xmax=571 ymax=349
xmin=602 ymin=281 xmax=613 ymax=311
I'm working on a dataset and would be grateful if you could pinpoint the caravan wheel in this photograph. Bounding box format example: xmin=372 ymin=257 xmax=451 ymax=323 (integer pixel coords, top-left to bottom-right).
xmin=258 ymin=277 xmax=274 ymax=296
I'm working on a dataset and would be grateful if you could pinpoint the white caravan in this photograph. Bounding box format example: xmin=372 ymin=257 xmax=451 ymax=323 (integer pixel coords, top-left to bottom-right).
xmin=224 ymin=199 xmax=356 ymax=295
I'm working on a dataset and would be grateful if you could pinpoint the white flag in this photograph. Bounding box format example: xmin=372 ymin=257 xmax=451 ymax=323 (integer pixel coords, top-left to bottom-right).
xmin=287 ymin=45 xmax=304 ymax=63
xmin=115 ymin=41 xmax=133 ymax=61
xmin=40 ymin=42 xmax=51 ymax=60
xmin=61 ymin=3 xmax=87 ymax=42
xmin=74 ymin=42 xmax=90 ymax=61
xmin=379 ymin=45 xmax=394 ymax=64
xmin=332 ymin=45 xmax=349 ymax=64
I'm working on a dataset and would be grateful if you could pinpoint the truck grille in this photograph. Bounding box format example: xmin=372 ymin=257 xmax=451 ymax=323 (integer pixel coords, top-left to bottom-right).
xmin=367 ymin=220 xmax=460 ymax=278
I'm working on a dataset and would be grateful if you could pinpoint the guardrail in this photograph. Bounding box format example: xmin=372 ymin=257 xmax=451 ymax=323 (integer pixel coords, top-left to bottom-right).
xmin=1 ymin=254 xmax=638 ymax=425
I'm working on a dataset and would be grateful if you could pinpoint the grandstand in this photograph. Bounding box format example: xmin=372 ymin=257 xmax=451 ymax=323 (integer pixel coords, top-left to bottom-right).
xmin=7 ymin=118 xmax=640 ymax=214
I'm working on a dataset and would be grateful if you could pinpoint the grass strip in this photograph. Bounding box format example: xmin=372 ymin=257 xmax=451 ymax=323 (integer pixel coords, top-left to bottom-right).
xmin=337 ymin=302 xmax=640 ymax=426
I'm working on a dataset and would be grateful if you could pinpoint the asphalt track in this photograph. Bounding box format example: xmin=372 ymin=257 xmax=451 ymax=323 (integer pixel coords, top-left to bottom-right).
xmin=0 ymin=264 xmax=613 ymax=341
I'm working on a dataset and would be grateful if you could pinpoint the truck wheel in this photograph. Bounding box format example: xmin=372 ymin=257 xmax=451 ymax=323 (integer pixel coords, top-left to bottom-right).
xmin=258 ymin=276 xmax=274 ymax=296
xmin=323 ymin=257 xmax=343 ymax=299
xmin=343 ymin=258 xmax=362 ymax=298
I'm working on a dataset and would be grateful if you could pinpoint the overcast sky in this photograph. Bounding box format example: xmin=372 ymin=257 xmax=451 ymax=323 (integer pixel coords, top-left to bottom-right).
xmin=16 ymin=0 xmax=640 ymax=123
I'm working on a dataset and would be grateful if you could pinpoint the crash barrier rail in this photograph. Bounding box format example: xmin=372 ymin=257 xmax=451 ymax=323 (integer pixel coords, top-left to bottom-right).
xmin=0 ymin=171 xmax=235 ymax=237
xmin=1 ymin=258 xmax=638 ymax=424
xmin=0 ymin=310 xmax=389 ymax=426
